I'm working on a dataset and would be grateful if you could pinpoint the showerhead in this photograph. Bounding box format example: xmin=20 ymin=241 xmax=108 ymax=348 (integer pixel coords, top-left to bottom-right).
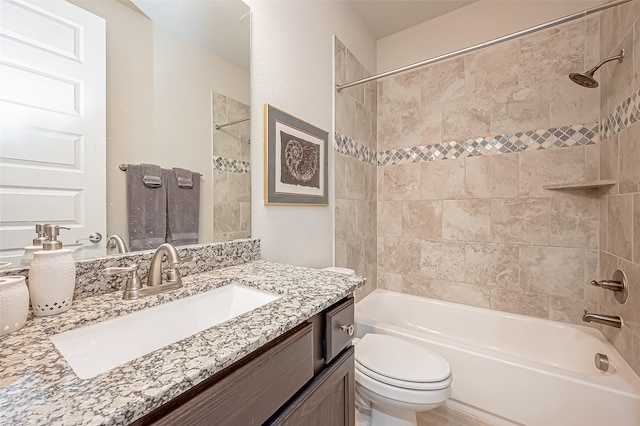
xmin=569 ymin=70 xmax=599 ymax=88
xmin=569 ymin=49 xmax=624 ymax=88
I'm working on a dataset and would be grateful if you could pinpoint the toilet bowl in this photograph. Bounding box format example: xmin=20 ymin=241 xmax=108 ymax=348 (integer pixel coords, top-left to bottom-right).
xmin=354 ymin=333 xmax=451 ymax=426
xmin=320 ymin=266 xmax=452 ymax=425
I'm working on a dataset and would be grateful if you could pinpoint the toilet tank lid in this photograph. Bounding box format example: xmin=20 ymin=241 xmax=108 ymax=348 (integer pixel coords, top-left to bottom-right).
xmin=321 ymin=267 xmax=355 ymax=275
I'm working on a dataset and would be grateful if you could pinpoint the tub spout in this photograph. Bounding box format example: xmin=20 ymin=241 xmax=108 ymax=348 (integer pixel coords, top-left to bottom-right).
xmin=582 ymin=310 xmax=622 ymax=328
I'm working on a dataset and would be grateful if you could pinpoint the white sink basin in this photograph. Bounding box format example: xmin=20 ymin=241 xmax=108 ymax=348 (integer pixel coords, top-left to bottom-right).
xmin=50 ymin=284 xmax=281 ymax=379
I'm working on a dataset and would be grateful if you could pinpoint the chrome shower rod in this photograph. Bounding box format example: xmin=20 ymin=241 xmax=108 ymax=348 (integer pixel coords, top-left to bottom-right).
xmin=336 ymin=0 xmax=634 ymax=92
xmin=215 ymin=117 xmax=250 ymax=130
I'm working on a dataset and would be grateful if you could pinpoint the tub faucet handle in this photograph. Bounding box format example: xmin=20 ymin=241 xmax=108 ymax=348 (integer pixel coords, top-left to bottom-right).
xmin=590 ymin=269 xmax=628 ymax=304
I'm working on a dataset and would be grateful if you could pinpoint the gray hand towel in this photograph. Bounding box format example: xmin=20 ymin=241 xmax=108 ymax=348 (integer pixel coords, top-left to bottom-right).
xmin=141 ymin=163 xmax=163 ymax=188
xmin=126 ymin=164 xmax=167 ymax=251
xmin=164 ymin=168 xmax=200 ymax=246
xmin=173 ymin=167 xmax=193 ymax=188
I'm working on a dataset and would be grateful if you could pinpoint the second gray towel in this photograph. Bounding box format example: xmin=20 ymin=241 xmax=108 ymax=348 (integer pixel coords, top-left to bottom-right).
xmin=126 ymin=164 xmax=166 ymax=251
xmin=164 ymin=168 xmax=200 ymax=246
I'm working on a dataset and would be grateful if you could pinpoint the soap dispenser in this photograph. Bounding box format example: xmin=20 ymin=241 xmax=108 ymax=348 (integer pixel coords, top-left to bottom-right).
xmin=28 ymin=225 xmax=76 ymax=316
xmin=20 ymin=223 xmax=47 ymax=266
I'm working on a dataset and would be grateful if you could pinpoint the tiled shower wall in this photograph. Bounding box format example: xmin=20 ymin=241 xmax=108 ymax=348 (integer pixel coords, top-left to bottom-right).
xmin=376 ymin=18 xmax=605 ymax=323
xmin=212 ymin=93 xmax=251 ymax=242
xmin=334 ymin=37 xmax=377 ymax=299
xmin=597 ymin=0 xmax=640 ymax=375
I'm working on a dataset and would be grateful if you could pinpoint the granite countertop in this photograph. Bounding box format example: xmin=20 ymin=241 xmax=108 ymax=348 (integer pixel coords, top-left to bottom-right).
xmin=0 ymin=260 xmax=364 ymax=425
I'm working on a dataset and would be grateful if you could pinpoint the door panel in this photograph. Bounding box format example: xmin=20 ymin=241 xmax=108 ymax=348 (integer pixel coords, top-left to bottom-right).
xmin=0 ymin=0 xmax=106 ymax=262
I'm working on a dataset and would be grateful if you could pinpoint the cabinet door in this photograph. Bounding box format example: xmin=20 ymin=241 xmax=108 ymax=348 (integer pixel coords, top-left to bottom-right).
xmin=269 ymin=346 xmax=355 ymax=426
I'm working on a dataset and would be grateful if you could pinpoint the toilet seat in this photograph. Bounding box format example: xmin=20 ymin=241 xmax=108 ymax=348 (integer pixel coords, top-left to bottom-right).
xmin=355 ymin=333 xmax=451 ymax=388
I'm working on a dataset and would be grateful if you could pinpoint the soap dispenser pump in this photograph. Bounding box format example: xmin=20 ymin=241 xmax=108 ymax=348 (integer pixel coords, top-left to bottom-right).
xmin=20 ymin=223 xmax=47 ymax=266
xmin=28 ymin=225 xmax=76 ymax=316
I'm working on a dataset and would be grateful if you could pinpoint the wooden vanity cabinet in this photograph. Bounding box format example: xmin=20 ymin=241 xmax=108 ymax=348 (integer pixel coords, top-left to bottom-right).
xmin=133 ymin=296 xmax=355 ymax=426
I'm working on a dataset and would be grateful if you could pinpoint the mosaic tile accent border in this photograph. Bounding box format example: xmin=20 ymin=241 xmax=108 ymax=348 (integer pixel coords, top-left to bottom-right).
xmin=601 ymin=89 xmax=640 ymax=141
xmin=377 ymin=122 xmax=598 ymax=166
xmin=334 ymin=132 xmax=377 ymax=165
xmin=213 ymin=156 xmax=250 ymax=173
xmin=335 ymin=122 xmax=599 ymax=167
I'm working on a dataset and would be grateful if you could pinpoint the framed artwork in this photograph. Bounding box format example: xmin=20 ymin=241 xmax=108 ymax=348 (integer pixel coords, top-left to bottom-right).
xmin=264 ymin=104 xmax=328 ymax=205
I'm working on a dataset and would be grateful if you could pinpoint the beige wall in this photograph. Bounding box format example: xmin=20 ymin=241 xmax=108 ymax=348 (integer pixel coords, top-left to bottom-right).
xmin=376 ymin=17 xmax=603 ymax=321
xmin=377 ymin=0 xmax=603 ymax=72
xmin=334 ymin=37 xmax=378 ymax=300
xmin=597 ymin=0 xmax=640 ymax=375
xmin=74 ymin=0 xmax=250 ymax=249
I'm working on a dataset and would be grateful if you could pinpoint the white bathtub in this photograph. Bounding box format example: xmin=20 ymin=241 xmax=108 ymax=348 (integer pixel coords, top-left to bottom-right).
xmin=356 ymin=289 xmax=640 ymax=426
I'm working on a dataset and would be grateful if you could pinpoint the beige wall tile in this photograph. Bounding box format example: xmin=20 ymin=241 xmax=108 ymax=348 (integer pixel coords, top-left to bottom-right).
xmin=335 ymin=242 xmax=347 ymax=268
xmin=465 ymin=242 xmax=518 ymax=288
xmin=585 ymin=144 xmax=600 ymax=182
xmin=213 ymin=203 xmax=240 ymax=233
xmin=601 ymin=31 xmax=633 ymax=112
xmin=346 ymin=240 xmax=365 ymax=277
xmin=519 ymin=20 xmax=584 ymax=83
xmin=443 ymin=199 xmax=491 ymax=242
xmin=600 ymin=6 xmax=618 ymax=64
xmin=421 ymin=157 xmax=466 ymax=200
xmin=465 ymin=40 xmax=520 ymax=93
xmin=618 ymin=122 xmax=640 ymax=194
xmin=379 ymin=237 xmax=421 ymax=275
xmin=632 ymin=332 xmax=640 ymax=376
xmin=364 ymin=163 xmax=377 ymax=199
xmin=382 ymin=163 xmax=421 ymax=200
xmin=465 ymin=153 xmax=518 ymax=199
xmin=608 ymin=194 xmax=633 ymax=261
xmin=519 ymin=246 xmax=585 ymax=298
xmin=402 ymin=200 xmax=442 ymax=240
xmin=335 ymin=91 xmax=355 ymax=139
xmin=335 ymin=199 xmax=356 ymax=244
xmin=345 ymin=49 xmax=364 ymax=104
xmin=364 ymin=79 xmax=377 ymax=117
xmin=377 ymin=105 xmax=443 ymax=151
xmin=519 ymin=147 xmax=585 ymax=197
xmin=490 ymin=81 xmax=550 ymax=135
xmin=635 ymin=194 xmax=640 ymax=264
xmin=334 ymin=37 xmax=346 ymax=86
xmin=421 ymin=240 xmax=466 ymax=281
xmin=334 ymin=153 xmax=347 ymax=199
xmin=584 ymin=249 xmax=600 ymax=301
xmin=378 ymin=271 xmax=403 ymax=292
xmin=227 ymin=172 xmax=250 ymax=202
xmin=549 ymin=296 xmax=598 ymax=325
xmin=617 ymin=259 xmax=640 ymax=332
xmin=442 ymin=95 xmax=491 ymax=141
xmin=212 ymin=170 xmax=227 ymax=203
xmin=585 ymin=16 xmax=601 ymax=76
xmin=600 ymin=196 xmax=609 ymax=252
xmin=346 ymin=156 xmax=365 ymax=200
xmin=420 ymin=57 xmax=466 ymax=104
xmin=356 ymin=200 xmax=375 ymax=240
xmin=378 ymin=201 xmax=402 ymax=237
xmin=617 ymin=1 xmax=640 ymax=51
xmin=549 ymin=75 xmax=599 ymax=127
xmin=635 ymin=20 xmax=640 ymax=92
xmin=599 ymin=135 xmax=618 ymax=195
xmin=491 ymin=288 xmax=550 ymax=318
xmin=355 ymin=103 xmax=374 ymax=151
xmin=378 ymin=69 xmax=421 ymax=114
xmin=550 ymin=197 xmax=599 ymax=248
xmin=403 ymin=274 xmax=491 ymax=309
xmin=490 ymin=198 xmax=550 ymax=245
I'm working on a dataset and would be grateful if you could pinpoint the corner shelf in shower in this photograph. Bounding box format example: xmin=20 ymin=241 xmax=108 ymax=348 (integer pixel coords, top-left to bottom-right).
xmin=542 ymin=180 xmax=616 ymax=190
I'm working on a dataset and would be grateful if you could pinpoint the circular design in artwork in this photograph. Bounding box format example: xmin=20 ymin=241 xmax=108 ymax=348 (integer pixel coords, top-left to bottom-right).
xmin=284 ymin=139 xmax=319 ymax=183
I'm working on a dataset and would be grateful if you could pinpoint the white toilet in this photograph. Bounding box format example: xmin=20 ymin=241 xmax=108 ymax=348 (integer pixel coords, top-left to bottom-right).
xmin=321 ymin=267 xmax=452 ymax=426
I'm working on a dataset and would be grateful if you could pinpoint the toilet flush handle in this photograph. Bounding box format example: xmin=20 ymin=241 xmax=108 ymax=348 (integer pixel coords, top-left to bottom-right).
xmin=341 ymin=324 xmax=354 ymax=336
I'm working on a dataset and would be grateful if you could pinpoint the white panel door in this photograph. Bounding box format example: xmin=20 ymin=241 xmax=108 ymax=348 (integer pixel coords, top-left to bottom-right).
xmin=0 ymin=0 xmax=106 ymax=262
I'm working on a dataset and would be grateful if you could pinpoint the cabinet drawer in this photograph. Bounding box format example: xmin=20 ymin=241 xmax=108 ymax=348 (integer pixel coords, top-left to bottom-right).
xmin=324 ymin=297 xmax=354 ymax=363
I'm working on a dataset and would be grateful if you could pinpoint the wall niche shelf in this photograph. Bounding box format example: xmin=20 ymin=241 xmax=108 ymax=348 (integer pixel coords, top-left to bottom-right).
xmin=542 ymin=180 xmax=616 ymax=190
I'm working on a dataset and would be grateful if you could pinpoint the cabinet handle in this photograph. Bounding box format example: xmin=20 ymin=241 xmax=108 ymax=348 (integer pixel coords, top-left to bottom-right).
xmin=340 ymin=324 xmax=354 ymax=336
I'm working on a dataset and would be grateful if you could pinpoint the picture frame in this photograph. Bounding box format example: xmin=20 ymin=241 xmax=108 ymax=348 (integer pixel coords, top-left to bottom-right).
xmin=264 ymin=104 xmax=328 ymax=205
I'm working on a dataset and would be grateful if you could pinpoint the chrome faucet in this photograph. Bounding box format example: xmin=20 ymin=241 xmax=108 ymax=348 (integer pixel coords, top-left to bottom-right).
xmin=106 ymin=234 xmax=129 ymax=254
xmin=582 ymin=310 xmax=622 ymax=328
xmin=104 ymin=243 xmax=183 ymax=300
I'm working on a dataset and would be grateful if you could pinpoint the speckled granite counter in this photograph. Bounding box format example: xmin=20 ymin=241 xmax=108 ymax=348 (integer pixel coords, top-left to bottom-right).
xmin=0 ymin=260 xmax=364 ymax=425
